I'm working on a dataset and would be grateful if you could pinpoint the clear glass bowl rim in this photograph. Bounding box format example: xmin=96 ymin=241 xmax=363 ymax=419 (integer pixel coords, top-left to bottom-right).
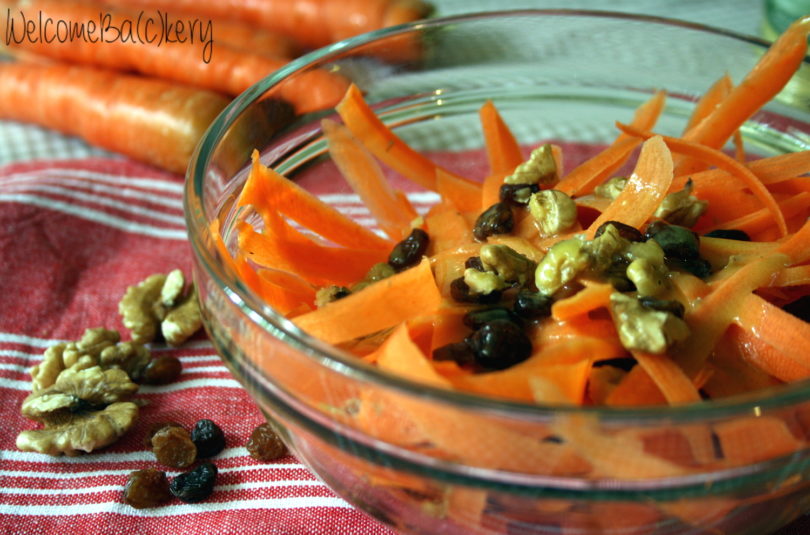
xmin=186 ymin=9 xmax=810 ymax=426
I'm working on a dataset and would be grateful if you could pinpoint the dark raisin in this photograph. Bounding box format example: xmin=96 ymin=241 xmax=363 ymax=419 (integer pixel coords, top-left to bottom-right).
xmin=783 ymin=295 xmax=810 ymax=322
xmin=143 ymin=421 xmax=184 ymax=447
xmin=462 ymin=307 xmax=518 ymax=330
xmin=603 ymin=258 xmax=635 ymax=292
xmin=152 ymin=426 xmax=197 ymax=468
xmin=466 ymin=319 xmax=532 ymax=370
xmin=170 ymin=463 xmax=218 ymax=503
xmin=473 ymin=202 xmax=514 ymax=242
xmin=191 ymin=419 xmax=226 ymax=458
xmin=669 ymin=257 xmax=713 ymax=279
xmin=592 ymin=357 xmax=637 ymax=372
xmin=464 ymin=256 xmax=485 ymax=271
xmin=512 ymin=289 xmax=553 ymax=320
xmin=388 ymin=228 xmax=430 ymax=271
xmin=140 ymin=355 xmax=182 ymax=385
xmin=123 ymin=468 xmax=171 ymax=509
xmin=703 ymin=229 xmax=751 ymax=241
xmin=247 ymin=423 xmax=288 ymax=461
xmin=645 ymin=222 xmax=700 ymax=259
xmin=638 ymin=297 xmax=686 ymax=318
xmin=449 ymin=277 xmax=502 ymax=304
xmin=332 ymin=286 xmax=352 ymax=300
xmin=594 ymin=220 xmax=644 ymax=242
xmin=499 ymin=183 xmax=540 ymax=205
xmin=432 ymin=342 xmax=476 ymax=367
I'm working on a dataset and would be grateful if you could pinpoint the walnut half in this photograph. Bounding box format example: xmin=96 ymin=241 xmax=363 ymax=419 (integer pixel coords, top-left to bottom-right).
xmin=119 ymin=270 xmax=202 ymax=346
xmin=17 ymin=366 xmax=139 ymax=456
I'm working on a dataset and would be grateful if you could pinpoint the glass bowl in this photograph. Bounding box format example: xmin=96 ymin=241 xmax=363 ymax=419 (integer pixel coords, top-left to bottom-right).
xmin=186 ymin=10 xmax=810 ymax=535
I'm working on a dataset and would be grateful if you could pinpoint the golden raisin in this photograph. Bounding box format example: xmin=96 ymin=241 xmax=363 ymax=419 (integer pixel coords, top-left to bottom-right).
xmin=140 ymin=355 xmax=182 ymax=385
xmin=152 ymin=426 xmax=197 ymax=468
xmin=246 ymin=423 xmax=287 ymax=461
xmin=123 ymin=468 xmax=171 ymax=509
xmin=143 ymin=421 xmax=184 ymax=448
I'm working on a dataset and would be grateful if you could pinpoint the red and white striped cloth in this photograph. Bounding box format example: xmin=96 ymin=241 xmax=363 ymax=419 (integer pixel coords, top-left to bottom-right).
xmin=0 ymin=157 xmax=399 ymax=535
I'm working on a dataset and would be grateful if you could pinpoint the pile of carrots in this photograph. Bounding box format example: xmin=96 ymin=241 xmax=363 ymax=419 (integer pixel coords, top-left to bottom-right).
xmin=0 ymin=0 xmax=433 ymax=173
xmin=212 ymin=17 xmax=810 ymax=530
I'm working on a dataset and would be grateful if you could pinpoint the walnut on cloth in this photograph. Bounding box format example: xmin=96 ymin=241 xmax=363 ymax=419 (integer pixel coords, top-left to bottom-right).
xmin=17 ymin=366 xmax=139 ymax=456
xmin=30 ymin=327 xmax=178 ymax=390
xmin=119 ymin=269 xmax=202 ymax=346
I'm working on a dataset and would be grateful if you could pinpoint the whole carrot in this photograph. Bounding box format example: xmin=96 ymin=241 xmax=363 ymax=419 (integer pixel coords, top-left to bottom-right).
xmin=0 ymin=62 xmax=228 ymax=173
xmin=97 ymin=0 xmax=433 ymax=49
xmin=3 ymin=0 xmax=349 ymax=112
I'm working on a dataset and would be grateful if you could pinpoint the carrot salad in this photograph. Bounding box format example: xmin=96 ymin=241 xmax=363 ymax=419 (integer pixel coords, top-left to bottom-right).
xmin=222 ymin=15 xmax=810 ymax=410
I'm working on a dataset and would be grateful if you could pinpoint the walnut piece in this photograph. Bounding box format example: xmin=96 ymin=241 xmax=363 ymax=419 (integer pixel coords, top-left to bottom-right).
xmin=504 ymin=144 xmax=559 ymax=187
xmin=99 ymin=342 xmax=152 ymax=381
xmin=30 ymin=328 xmax=120 ymax=392
xmin=18 ymin=366 xmax=139 ymax=456
xmin=120 ymin=273 xmax=167 ymax=343
xmin=610 ymin=293 xmax=690 ymax=354
xmin=22 ymin=366 xmax=138 ymax=422
xmin=534 ymin=236 xmax=591 ymax=296
xmin=527 ymin=189 xmax=577 ymax=237
xmin=479 ymin=244 xmax=535 ymax=285
xmin=161 ymin=284 xmax=203 ymax=347
xmin=594 ymin=176 xmax=628 ymax=199
xmin=654 ymin=179 xmax=708 ymax=228
xmin=16 ymin=402 xmax=138 ymax=456
xmin=119 ymin=270 xmax=202 ymax=346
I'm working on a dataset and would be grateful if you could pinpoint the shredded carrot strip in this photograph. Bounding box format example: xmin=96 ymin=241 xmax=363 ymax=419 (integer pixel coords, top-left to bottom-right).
xmin=323 ymin=118 xmax=416 ymax=241
xmin=675 ymin=16 xmax=810 ymax=174
xmin=616 ymin=121 xmax=789 ymax=236
xmin=557 ymin=90 xmax=665 ymax=196
xmin=550 ymin=282 xmax=614 ymax=322
xmin=335 ymin=83 xmax=465 ymax=191
xmin=631 ymin=351 xmax=701 ymax=405
xmin=239 ymin=150 xmax=393 ymax=250
xmin=673 ymin=252 xmax=790 ymax=377
xmin=293 ymin=257 xmax=442 ymax=344
xmin=585 ymin=135 xmax=673 ymax=238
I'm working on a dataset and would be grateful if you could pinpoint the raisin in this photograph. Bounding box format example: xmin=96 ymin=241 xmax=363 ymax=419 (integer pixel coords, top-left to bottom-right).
xmin=784 ymin=295 xmax=810 ymax=322
xmin=462 ymin=307 xmax=518 ymax=330
xmin=388 ymin=228 xmax=430 ymax=271
xmin=123 ymin=468 xmax=171 ymax=509
xmin=464 ymin=256 xmax=485 ymax=271
xmin=703 ymin=229 xmax=751 ymax=241
xmin=594 ymin=220 xmax=644 ymax=242
xmin=473 ymin=202 xmax=514 ymax=241
xmin=449 ymin=277 xmax=502 ymax=304
xmin=645 ymin=222 xmax=700 ymax=259
xmin=152 ymin=426 xmax=197 ymax=468
xmin=593 ymin=357 xmax=637 ymax=372
xmin=191 ymin=419 xmax=226 ymax=458
xmin=140 ymin=355 xmax=182 ymax=385
xmin=512 ymin=289 xmax=553 ymax=320
xmin=669 ymin=256 xmax=713 ymax=279
xmin=432 ymin=341 xmax=476 ymax=367
xmin=170 ymin=463 xmax=218 ymax=503
xmin=499 ymin=183 xmax=539 ymax=205
xmin=246 ymin=423 xmax=288 ymax=461
xmin=143 ymin=421 xmax=184 ymax=447
xmin=466 ymin=320 xmax=532 ymax=370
